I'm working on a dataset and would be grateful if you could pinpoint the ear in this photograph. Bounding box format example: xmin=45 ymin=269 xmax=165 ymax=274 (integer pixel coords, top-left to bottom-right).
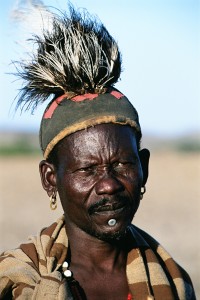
xmin=39 ymin=160 xmax=57 ymax=197
xmin=139 ymin=148 xmax=150 ymax=186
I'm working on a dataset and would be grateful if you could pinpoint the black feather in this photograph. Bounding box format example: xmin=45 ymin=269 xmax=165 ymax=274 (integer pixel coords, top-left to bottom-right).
xmin=14 ymin=4 xmax=122 ymax=112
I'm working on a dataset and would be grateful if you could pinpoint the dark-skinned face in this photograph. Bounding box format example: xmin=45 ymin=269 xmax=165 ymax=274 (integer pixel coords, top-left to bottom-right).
xmin=44 ymin=124 xmax=149 ymax=241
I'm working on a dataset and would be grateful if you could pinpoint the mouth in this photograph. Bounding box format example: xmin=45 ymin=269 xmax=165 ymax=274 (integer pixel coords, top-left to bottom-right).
xmin=93 ymin=202 xmax=126 ymax=215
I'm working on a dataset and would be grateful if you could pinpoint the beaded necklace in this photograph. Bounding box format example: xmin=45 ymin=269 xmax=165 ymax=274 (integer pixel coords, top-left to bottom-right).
xmin=62 ymin=261 xmax=133 ymax=300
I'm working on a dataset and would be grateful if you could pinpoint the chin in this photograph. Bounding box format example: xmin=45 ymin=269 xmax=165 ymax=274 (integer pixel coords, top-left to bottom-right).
xmin=97 ymin=229 xmax=127 ymax=243
xmin=87 ymin=221 xmax=130 ymax=243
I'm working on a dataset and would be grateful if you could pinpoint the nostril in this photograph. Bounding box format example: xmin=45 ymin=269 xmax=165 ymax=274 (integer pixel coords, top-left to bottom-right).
xmin=95 ymin=176 xmax=124 ymax=195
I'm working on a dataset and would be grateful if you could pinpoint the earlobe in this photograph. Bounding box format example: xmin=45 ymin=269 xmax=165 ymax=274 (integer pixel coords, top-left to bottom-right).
xmin=39 ymin=160 xmax=57 ymax=196
xmin=139 ymin=148 xmax=150 ymax=186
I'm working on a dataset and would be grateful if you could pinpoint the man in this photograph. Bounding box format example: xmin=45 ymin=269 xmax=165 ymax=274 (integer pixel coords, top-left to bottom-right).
xmin=0 ymin=5 xmax=196 ymax=299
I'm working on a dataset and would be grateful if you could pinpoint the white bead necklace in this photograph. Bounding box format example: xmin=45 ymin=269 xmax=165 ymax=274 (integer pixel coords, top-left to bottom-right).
xmin=62 ymin=261 xmax=73 ymax=278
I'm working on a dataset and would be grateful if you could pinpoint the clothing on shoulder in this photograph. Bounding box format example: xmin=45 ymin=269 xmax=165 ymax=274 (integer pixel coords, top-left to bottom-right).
xmin=0 ymin=216 xmax=196 ymax=300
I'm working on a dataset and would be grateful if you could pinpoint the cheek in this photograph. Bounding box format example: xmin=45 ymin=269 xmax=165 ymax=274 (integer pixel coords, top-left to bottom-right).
xmin=68 ymin=174 xmax=96 ymax=196
xmin=124 ymin=165 xmax=143 ymax=189
xmin=57 ymin=174 xmax=95 ymax=207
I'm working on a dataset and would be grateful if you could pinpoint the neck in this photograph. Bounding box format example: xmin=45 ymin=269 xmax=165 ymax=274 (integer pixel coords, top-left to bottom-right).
xmin=65 ymin=223 xmax=128 ymax=273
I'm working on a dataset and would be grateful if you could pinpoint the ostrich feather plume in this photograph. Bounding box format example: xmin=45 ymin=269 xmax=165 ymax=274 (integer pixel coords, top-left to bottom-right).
xmin=15 ymin=4 xmax=122 ymax=111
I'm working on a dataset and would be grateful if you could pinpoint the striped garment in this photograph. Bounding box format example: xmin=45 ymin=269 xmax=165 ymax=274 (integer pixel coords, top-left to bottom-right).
xmin=0 ymin=215 xmax=196 ymax=299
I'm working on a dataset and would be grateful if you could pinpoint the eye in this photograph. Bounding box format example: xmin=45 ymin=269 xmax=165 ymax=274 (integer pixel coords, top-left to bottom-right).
xmin=78 ymin=165 xmax=96 ymax=173
xmin=112 ymin=161 xmax=136 ymax=174
xmin=113 ymin=162 xmax=126 ymax=171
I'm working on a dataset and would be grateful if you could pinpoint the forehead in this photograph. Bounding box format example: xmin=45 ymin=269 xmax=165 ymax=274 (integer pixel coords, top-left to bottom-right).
xmin=57 ymin=124 xmax=138 ymax=160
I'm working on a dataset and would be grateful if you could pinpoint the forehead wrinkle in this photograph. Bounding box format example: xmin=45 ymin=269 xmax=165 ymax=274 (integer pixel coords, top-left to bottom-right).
xmin=95 ymin=129 xmax=122 ymax=163
xmin=63 ymin=124 xmax=137 ymax=164
xmin=67 ymin=129 xmax=100 ymax=163
xmin=77 ymin=130 xmax=117 ymax=164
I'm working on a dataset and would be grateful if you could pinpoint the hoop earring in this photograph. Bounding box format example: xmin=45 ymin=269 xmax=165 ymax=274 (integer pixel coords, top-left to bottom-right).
xmin=50 ymin=191 xmax=57 ymax=210
xmin=140 ymin=186 xmax=146 ymax=200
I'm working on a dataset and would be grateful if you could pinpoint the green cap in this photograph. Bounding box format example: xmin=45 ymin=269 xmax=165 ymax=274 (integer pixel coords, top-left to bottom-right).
xmin=39 ymin=89 xmax=141 ymax=159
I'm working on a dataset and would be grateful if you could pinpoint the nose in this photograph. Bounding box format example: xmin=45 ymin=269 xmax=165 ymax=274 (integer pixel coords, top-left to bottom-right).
xmin=95 ymin=173 xmax=124 ymax=195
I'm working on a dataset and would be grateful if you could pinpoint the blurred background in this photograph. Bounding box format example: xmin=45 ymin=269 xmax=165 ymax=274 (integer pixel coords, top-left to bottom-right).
xmin=0 ymin=0 xmax=200 ymax=297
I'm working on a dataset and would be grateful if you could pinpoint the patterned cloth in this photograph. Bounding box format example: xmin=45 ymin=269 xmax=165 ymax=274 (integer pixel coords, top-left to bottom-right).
xmin=0 ymin=215 xmax=196 ymax=299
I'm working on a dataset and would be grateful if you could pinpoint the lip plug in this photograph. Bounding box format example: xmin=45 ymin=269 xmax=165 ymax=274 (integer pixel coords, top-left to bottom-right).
xmin=108 ymin=219 xmax=117 ymax=226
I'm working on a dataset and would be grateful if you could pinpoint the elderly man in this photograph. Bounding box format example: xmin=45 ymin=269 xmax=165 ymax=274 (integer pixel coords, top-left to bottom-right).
xmin=0 ymin=5 xmax=196 ymax=300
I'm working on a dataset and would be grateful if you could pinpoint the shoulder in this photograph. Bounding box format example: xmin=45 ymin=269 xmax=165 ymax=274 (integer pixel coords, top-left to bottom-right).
xmin=128 ymin=224 xmax=196 ymax=299
xmin=0 ymin=216 xmax=66 ymax=299
xmin=0 ymin=246 xmax=40 ymax=299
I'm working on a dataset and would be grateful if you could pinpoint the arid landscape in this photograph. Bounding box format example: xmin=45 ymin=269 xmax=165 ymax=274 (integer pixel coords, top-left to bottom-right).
xmin=0 ymin=150 xmax=200 ymax=297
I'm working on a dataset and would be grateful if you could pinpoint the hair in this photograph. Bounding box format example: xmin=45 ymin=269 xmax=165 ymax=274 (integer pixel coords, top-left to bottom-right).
xmin=14 ymin=4 xmax=122 ymax=112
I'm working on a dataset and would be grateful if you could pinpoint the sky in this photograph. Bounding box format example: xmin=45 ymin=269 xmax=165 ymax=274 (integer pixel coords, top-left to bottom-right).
xmin=0 ymin=0 xmax=199 ymax=137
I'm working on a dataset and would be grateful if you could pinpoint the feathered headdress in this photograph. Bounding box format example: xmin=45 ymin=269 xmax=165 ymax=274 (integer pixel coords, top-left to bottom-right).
xmin=15 ymin=4 xmax=122 ymax=112
xmin=13 ymin=4 xmax=141 ymax=158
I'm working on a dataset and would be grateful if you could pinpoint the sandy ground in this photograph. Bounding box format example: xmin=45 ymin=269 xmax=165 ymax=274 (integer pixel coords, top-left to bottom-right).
xmin=0 ymin=151 xmax=200 ymax=297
